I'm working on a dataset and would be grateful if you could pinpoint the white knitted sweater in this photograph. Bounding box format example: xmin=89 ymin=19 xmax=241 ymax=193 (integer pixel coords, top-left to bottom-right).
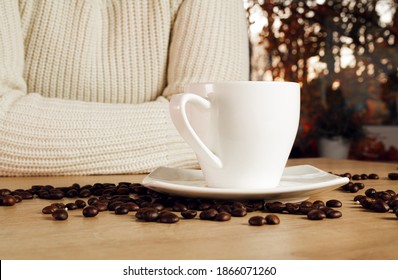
xmin=0 ymin=0 xmax=249 ymax=176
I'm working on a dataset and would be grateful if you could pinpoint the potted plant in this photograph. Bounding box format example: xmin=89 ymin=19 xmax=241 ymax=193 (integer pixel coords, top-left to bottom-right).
xmin=313 ymin=86 xmax=366 ymax=159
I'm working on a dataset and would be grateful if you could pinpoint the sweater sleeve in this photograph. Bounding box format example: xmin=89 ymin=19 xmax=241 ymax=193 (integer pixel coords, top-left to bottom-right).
xmin=0 ymin=0 xmax=197 ymax=176
xmin=162 ymin=0 xmax=250 ymax=98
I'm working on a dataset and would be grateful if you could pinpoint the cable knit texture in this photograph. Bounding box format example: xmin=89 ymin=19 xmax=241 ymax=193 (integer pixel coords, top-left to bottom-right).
xmin=0 ymin=0 xmax=249 ymax=176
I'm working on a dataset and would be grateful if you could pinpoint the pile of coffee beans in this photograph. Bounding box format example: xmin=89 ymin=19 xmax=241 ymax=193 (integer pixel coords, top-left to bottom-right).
xmin=264 ymin=199 xmax=342 ymax=220
xmin=351 ymin=173 xmax=380 ymax=180
xmin=52 ymin=209 xmax=68 ymax=221
xmin=388 ymin=173 xmax=398 ymax=180
xmin=1 ymin=169 xmax=397 ymax=224
xmin=340 ymin=182 xmax=365 ymax=193
xmin=333 ymin=171 xmax=398 ymax=218
xmin=354 ymin=188 xmax=398 ymax=217
xmin=335 ymin=172 xmax=379 ymax=193
xmin=132 ymin=197 xmax=250 ymax=223
xmin=1 ymin=182 xmax=261 ymax=223
xmin=334 ymin=172 xmax=380 ymax=180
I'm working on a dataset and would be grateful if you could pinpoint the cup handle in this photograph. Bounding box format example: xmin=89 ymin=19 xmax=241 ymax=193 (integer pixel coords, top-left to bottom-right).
xmin=169 ymin=93 xmax=223 ymax=169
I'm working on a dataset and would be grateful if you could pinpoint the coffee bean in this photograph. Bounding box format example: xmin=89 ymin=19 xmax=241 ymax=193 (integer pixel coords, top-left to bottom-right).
xmin=181 ymin=210 xmax=197 ymax=219
xmin=352 ymin=174 xmax=361 ymax=180
xmin=215 ymin=212 xmax=231 ymax=222
xmin=184 ymin=201 xmax=198 ymax=210
xmin=51 ymin=203 xmax=65 ymax=209
xmin=13 ymin=190 xmax=33 ymax=200
xmin=135 ymin=208 xmax=151 ymax=220
xmin=300 ymin=201 xmax=313 ymax=208
xmin=87 ymin=197 xmax=98 ymax=205
xmin=231 ymin=208 xmax=247 ymax=217
xmin=29 ymin=185 xmax=41 ymax=192
xmin=353 ymin=195 xmax=365 ymax=202
xmin=199 ymin=209 xmax=218 ymax=220
xmin=132 ymin=184 xmax=148 ymax=195
xmin=115 ymin=205 xmax=129 ymax=215
xmin=37 ymin=190 xmax=50 ymax=198
xmin=265 ymin=201 xmax=286 ymax=213
xmin=66 ymin=189 xmax=78 ymax=198
xmin=65 ymin=203 xmax=78 ymax=210
xmin=159 ymin=212 xmax=180 ymax=223
xmin=354 ymin=182 xmax=365 ymax=190
xmin=245 ymin=206 xmax=256 ymax=212
xmin=43 ymin=185 xmax=55 ymax=191
xmin=391 ymin=194 xmax=398 ymax=201
xmin=388 ymin=173 xmax=398 ymax=180
xmin=348 ymin=184 xmax=360 ymax=193
xmin=78 ymin=189 xmax=91 ymax=198
xmin=248 ymin=216 xmax=265 ymax=226
xmin=285 ymin=203 xmax=300 ymax=214
xmin=326 ymin=199 xmax=342 ymax=208
xmin=2 ymin=195 xmax=17 ymax=206
xmin=299 ymin=206 xmax=313 ymax=215
xmin=232 ymin=202 xmax=245 ymax=209
xmin=341 ymin=182 xmax=352 ymax=191
xmin=365 ymin=188 xmax=377 ymax=198
xmin=138 ymin=208 xmax=159 ymax=222
xmin=0 ymin=189 xmax=11 ymax=196
xmin=245 ymin=201 xmax=264 ymax=211
xmin=116 ymin=187 xmax=130 ymax=195
xmin=370 ymin=200 xmax=390 ymax=213
xmin=92 ymin=202 xmax=108 ymax=212
xmin=342 ymin=172 xmax=351 ymax=179
xmin=368 ymin=173 xmax=379 ymax=179
xmin=75 ymin=199 xmax=86 ymax=208
xmin=360 ymin=174 xmax=368 ymax=180
xmin=42 ymin=205 xmax=57 ymax=214
xmin=326 ymin=210 xmax=342 ymax=218
xmin=395 ymin=209 xmax=398 ymax=218
xmin=217 ymin=205 xmax=232 ymax=213
xmin=377 ymin=191 xmax=391 ymax=201
xmin=385 ymin=190 xmax=396 ymax=197
xmin=198 ymin=202 xmax=212 ymax=211
xmin=49 ymin=189 xmax=64 ymax=200
xmin=37 ymin=191 xmax=49 ymax=199
xmin=142 ymin=209 xmax=159 ymax=222
xmin=388 ymin=200 xmax=398 ymax=209
xmin=108 ymin=201 xmax=123 ymax=211
xmin=265 ymin=214 xmax=280 ymax=225
xmin=320 ymin=206 xmax=333 ymax=215
xmin=307 ymin=209 xmax=326 ymax=220
xmin=173 ymin=202 xmax=188 ymax=212
xmin=150 ymin=203 xmax=165 ymax=211
xmin=140 ymin=201 xmax=152 ymax=208
xmin=99 ymin=194 xmax=112 ymax=201
xmin=312 ymin=200 xmax=325 ymax=209
xmin=83 ymin=206 xmax=99 ymax=217
xmin=123 ymin=202 xmax=139 ymax=211
xmin=52 ymin=209 xmax=68 ymax=220
xmin=359 ymin=197 xmax=375 ymax=209
xmin=102 ymin=188 xmax=116 ymax=196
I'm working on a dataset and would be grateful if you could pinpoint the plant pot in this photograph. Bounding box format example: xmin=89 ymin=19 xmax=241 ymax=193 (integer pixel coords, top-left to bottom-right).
xmin=318 ymin=137 xmax=351 ymax=159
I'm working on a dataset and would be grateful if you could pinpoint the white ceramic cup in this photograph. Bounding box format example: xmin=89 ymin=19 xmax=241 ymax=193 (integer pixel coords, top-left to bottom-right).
xmin=169 ymin=81 xmax=300 ymax=189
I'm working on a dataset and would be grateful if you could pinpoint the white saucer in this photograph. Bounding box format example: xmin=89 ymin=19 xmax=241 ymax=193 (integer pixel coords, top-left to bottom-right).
xmin=142 ymin=165 xmax=349 ymax=202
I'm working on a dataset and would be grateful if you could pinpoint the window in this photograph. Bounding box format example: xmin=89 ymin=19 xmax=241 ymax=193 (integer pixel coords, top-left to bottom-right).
xmin=246 ymin=0 xmax=398 ymax=160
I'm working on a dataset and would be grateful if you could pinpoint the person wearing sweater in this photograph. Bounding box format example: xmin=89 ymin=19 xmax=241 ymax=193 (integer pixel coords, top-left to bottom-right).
xmin=0 ymin=0 xmax=249 ymax=176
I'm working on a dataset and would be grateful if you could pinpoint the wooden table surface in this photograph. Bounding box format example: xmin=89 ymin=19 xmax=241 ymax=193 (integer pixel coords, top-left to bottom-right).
xmin=1 ymin=158 xmax=397 ymax=260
